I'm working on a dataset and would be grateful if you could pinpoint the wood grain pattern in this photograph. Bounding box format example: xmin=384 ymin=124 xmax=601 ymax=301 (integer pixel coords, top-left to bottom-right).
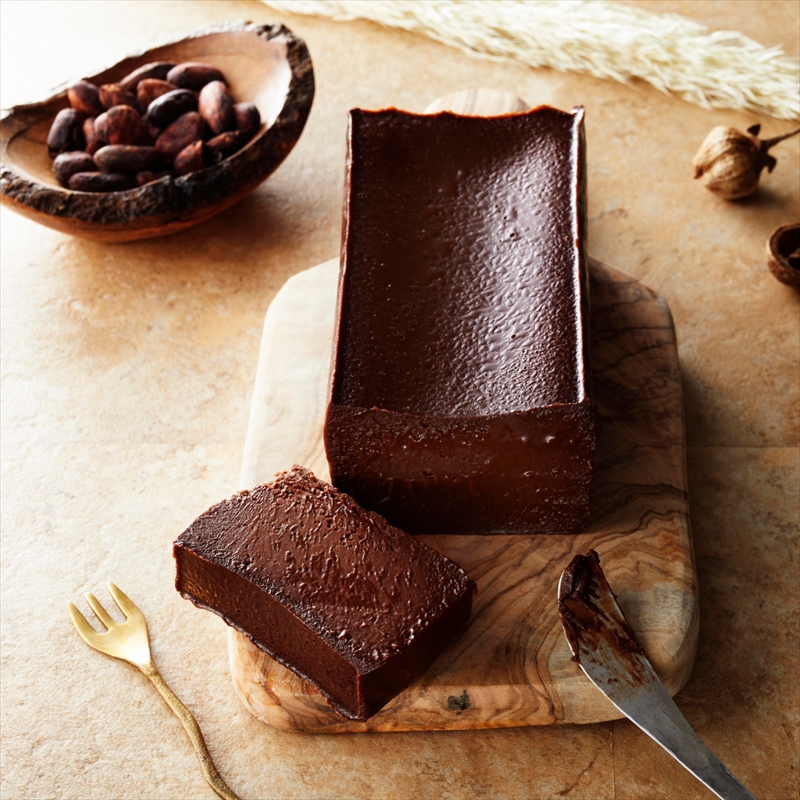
xmin=231 ymin=255 xmax=698 ymax=733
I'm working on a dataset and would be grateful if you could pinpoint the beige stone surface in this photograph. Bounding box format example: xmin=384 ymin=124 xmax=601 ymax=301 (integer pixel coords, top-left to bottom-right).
xmin=1 ymin=1 xmax=797 ymax=798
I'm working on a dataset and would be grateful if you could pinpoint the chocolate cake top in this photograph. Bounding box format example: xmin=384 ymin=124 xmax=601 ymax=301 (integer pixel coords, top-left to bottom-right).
xmin=333 ymin=105 xmax=589 ymax=418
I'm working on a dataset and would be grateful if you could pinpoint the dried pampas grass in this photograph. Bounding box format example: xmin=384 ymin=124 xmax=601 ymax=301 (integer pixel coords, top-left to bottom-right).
xmin=261 ymin=0 xmax=799 ymax=119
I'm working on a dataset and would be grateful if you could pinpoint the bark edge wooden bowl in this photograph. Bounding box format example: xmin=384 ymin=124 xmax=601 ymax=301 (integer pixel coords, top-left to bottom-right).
xmin=0 ymin=21 xmax=314 ymax=242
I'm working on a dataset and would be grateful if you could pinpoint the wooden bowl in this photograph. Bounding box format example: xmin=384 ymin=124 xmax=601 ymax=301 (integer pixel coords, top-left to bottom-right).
xmin=0 ymin=21 xmax=314 ymax=242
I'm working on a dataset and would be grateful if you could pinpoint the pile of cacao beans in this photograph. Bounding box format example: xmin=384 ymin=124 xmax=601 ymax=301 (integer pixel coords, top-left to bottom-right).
xmin=47 ymin=61 xmax=262 ymax=192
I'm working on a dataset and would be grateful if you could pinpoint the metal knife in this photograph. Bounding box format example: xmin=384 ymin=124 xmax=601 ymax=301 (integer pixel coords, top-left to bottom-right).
xmin=558 ymin=551 xmax=756 ymax=800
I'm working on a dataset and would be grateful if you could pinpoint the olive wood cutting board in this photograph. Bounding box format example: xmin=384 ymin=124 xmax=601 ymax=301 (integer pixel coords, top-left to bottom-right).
xmin=230 ymin=90 xmax=698 ymax=733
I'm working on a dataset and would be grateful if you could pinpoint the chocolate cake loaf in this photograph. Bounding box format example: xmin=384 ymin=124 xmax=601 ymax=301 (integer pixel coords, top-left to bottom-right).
xmin=325 ymin=106 xmax=596 ymax=535
xmin=173 ymin=466 xmax=475 ymax=721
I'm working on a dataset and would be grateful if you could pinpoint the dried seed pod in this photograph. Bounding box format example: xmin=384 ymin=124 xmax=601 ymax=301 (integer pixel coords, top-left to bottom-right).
xmin=198 ymin=81 xmax=235 ymax=135
xmin=167 ymin=62 xmax=226 ymax=91
xmin=98 ymin=83 xmax=139 ymax=111
xmin=68 ymin=171 xmax=136 ymax=192
xmin=206 ymin=129 xmax=247 ymax=162
xmin=234 ymin=102 xmax=261 ymax=137
xmin=94 ymin=145 xmax=162 ymax=174
xmin=173 ymin=139 xmax=209 ymax=176
xmin=136 ymin=169 xmax=171 ymax=186
xmin=119 ymin=61 xmax=176 ymax=91
xmin=46 ymin=108 xmax=86 ymax=157
xmin=155 ymin=111 xmax=205 ymax=162
xmin=101 ymin=105 xmax=152 ymax=146
xmin=52 ymin=151 xmax=97 ymax=187
xmin=67 ymin=81 xmax=104 ymax=116
xmin=136 ymin=79 xmax=177 ymax=111
xmin=766 ymin=223 xmax=800 ymax=288
xmin=145 ymin=89 xmax=198 ymax=128
xmin=83 ymin=117 xmax=105 ymax=155
xmin=692 ymin=124 xmax=800 ymax=200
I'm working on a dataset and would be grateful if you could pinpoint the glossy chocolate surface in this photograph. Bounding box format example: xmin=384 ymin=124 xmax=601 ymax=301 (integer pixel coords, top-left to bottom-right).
xmin=325 ymin=107 xmax=595 ymax=534
xmin=174 ymin=466 xmax=475 ymax=720
xmin=334 ymin=107 xmax=590 ymax=415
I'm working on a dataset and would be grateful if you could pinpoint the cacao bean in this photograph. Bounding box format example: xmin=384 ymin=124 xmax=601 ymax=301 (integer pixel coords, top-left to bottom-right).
xmin=83 ymin=117 xmax=105 ymax=155
xmin=94 ymin=111 xmax=108 ymax=141
xmin=47 ymin=108 xmax=86 ymax=157
xmin=234 ymin=102 xmax=261 ymax=137
xmin=145 ymin=119 xmax=162 ymax=142
xmin=119 ymin=61 xmax=176 ymax=91
xmin=99 ymin=83 xmax=139 ymax=111
xmin=101 ymin=105 xmax=151 ymax=146
xmin=94 ymin=145 xmax=161 ymax=174
xmin=173 ymin=140 xmax=208 ymax=176
xmin=145 ymin=89 xmax=197 ymax=128
xmin=136 ymin=79 xmax=177 ymax=110
xmin=198 ymin=81 xmax=235 ymax=136
xmin=52 ymin=151 xmax=97 ymax=187
xmin=155 ymin=111 xmax=205 ymax=162
xmin=136 ymin=169 xmax=171 ymax=186
xmin=68 ymin=171 xmax=136 ymax=192
xmin=67 ymin=81 xmax=104 ymax=116
xmin=167 ymin=62 xmax=226 ymax=91
xmin=206 ymin=129 xmax=247 ymax=162
xmin=43 ymin=57 xmax=259 ymax=191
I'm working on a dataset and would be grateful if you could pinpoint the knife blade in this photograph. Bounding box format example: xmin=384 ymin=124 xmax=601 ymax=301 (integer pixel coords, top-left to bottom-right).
xmin=558 ymin=551 xmax=757 ymax=800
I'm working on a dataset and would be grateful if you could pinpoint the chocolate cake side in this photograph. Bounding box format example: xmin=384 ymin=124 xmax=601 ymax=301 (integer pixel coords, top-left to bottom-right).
xmin=324 ymin=106 xmax=596 ymax=535
xmin=173 ymin=466 xmax=475 ymax=721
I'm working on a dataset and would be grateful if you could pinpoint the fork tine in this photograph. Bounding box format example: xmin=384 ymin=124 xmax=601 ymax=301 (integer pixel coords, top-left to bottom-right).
xmin=85 ymin=592 xmax=116 ymax=629
xmin=107 ymin=583 xmax=145 ymax=624
xmin=67 ymin=602 xmax=99 ymax=645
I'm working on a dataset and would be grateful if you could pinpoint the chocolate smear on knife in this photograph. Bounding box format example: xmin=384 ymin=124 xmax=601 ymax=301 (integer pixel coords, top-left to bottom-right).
xmin=558 ymin=550 xmax=648 ymax=686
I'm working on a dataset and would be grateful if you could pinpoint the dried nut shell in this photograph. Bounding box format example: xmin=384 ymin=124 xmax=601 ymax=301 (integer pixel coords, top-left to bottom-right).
xmin=46 ymin=108 xmax=86 ymax=157
xmin=67 ymin=81 xmax=104 ymax=117
xmin=173 ymin=140 xmax=208 ymax=175
xmin=145 ymin=89 xmax=198 ymax=128
xmin=234 ymin=102 xmax=261 ymax=136
xmin=52 ymin=151 xmax=97 ymax=187
xmin=167 ymin=62 xmax=226 ymax=91
xmin=136 ymin=79 xmax=177 ymax=110
xmin=207 ymin=129 xmax=247 ymax=162
xmin=155 ymin=111 xmax=205 ymax=162
xmin=767 ymin=223 xmax=800 ymax=288
xmin=99 ymin=105 xmax=151 ymax=146
xmin=98 ymin=83 xmax=139 ymax=111
xmin=68 ymin=171 xmax=136 ymax=192
xmin=198 ymin=80 xmax=235 ymax=135
xmin=94 ymin=145 xmax=162 ymax=174
xmin=119 ymin=61 xmax=176 ymax=92
xmin=82 ymin=117 xmax=105 ymax=155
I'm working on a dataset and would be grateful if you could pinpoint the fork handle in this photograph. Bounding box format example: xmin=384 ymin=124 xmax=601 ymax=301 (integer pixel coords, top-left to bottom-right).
xmin=141 ymin=661 xmax=241 ymax=800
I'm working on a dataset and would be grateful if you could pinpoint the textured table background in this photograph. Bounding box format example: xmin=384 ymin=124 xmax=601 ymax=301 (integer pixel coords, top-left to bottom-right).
xmin=1 ymin=2 xmax=797 ymax=798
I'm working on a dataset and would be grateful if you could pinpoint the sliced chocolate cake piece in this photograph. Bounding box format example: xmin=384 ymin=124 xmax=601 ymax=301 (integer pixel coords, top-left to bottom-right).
xmin=174 ymin=466 xmax=475 ymax=721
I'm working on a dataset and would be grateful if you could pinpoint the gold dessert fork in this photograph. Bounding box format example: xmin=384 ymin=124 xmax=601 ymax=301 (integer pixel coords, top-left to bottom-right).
xmin=68 ymin=583 xmax=241 ymax=800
